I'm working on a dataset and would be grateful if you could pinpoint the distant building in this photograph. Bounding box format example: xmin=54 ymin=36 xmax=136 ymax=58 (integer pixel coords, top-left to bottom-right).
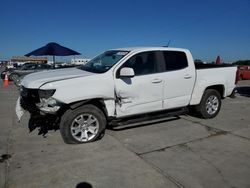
xmin=11 ymin=56 xmax=47 ymax=63
xmin=0 ymin=60 xmax=10 ymax=67
xmin=71 ymin=58 xmax=90 ymax=65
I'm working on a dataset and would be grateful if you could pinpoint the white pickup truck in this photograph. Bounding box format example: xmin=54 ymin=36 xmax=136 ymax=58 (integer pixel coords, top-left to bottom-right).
xmin=17 ymin=47 xmax=237 ymax=144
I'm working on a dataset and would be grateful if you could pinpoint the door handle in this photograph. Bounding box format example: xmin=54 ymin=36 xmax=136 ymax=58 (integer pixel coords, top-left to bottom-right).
xmin=152 ymin=78 xmax=162 ymax=83
xmin=184 ymin=75 xmax=192 ymax=79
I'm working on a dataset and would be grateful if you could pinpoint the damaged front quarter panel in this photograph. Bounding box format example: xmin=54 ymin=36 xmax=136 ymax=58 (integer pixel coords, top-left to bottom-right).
xmin=103 ymin=99 xmax=116 ymax=116
xmin=115 ymin=90 xmax=133 ymax=106
xmin=114 ymin=89 xmax=140 ymax=117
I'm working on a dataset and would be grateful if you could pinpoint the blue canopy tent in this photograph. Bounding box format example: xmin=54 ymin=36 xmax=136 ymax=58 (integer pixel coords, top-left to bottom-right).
xmin=25 ymin=42 xmax=81 ymax=67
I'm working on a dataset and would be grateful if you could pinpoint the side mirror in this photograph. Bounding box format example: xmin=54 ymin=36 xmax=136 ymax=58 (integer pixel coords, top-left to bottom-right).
xmin=120 ymin=67 xmax=135 ymax=78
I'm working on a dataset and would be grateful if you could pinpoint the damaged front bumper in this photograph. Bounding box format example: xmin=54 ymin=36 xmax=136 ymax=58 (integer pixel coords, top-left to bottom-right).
xmin=16 ymin=97 xmax=25 ymax=121
xmin=16 ymin=96 xmax=62 ymax=121
xmin=16 ymin=86 xmax=63 ymax=121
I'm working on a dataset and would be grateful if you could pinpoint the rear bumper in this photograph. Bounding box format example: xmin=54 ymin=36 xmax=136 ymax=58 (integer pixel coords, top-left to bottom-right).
xmin=229 ymin=88 xmax=237 ymax=98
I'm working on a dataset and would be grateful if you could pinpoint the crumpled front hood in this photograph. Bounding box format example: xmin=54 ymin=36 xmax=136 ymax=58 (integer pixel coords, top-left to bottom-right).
xmin=21 ymin=68 xmax=95 ymax=88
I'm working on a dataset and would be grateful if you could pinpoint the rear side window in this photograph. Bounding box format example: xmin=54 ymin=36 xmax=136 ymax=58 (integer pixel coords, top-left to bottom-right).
xmin=163 ymin=51 xmax=188 ymax=71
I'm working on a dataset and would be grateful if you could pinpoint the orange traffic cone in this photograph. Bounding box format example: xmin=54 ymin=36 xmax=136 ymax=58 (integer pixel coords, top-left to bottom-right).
xmin=4 ymin=73 xmax=9 ymax=87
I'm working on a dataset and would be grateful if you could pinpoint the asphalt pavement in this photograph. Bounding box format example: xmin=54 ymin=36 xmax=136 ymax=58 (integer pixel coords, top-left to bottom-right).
xmin=0 ymin=70 xmax=250 ymax=188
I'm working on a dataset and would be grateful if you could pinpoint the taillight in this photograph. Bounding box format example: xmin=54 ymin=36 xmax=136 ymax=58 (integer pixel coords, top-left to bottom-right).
xmin=235 ymin=69 xmax=240 ymax=84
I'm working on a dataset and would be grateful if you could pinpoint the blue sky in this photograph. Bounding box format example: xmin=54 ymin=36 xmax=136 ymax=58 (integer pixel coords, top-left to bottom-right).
xmin=0 ymin=0 xmax=250 ymax=62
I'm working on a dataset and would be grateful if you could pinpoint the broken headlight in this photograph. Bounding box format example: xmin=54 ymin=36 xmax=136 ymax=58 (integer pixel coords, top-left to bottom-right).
xmin=37 ymin=89 xmax=61 ymax=113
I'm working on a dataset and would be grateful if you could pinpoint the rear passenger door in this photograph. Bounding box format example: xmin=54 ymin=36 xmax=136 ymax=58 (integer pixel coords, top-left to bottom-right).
xmin=160 ymin=50 xmax=196 ymax=109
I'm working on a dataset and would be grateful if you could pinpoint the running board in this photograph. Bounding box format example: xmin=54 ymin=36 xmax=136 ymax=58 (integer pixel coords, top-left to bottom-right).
xmin=109 ymin=107 xmax=188 ymax=129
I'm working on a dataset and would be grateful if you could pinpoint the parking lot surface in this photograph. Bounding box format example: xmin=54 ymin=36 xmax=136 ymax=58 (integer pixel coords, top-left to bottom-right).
xmin=1 ymin=72 xmax=250 ymax=188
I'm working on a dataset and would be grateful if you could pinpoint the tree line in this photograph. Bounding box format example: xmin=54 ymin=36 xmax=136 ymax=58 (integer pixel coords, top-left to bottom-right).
xmin=232 ymin=60 xmax=250 ymax=65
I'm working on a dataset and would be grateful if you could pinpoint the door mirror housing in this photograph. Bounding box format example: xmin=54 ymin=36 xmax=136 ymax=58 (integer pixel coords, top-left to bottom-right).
xmin=120 ymin=67 xmax=135 ymax=78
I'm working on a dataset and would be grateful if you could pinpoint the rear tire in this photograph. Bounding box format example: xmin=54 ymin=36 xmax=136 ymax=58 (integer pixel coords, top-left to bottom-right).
xmin=60 ymin=104 xmax=106 ymax=144
xmin=9 ymin=73 xmax=19 ymax=82
xmin=195 ymin=89 xmax=221 ymax=119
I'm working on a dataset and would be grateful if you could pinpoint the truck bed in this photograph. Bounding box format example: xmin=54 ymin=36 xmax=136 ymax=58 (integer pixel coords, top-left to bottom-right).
xmin=189 ymin=65 xmax=237 ymax=105
xmin=195 ymin=63 xmax=235 ymax=69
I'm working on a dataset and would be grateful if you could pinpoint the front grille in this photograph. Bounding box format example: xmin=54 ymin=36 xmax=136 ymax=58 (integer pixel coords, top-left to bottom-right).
xmin=20 ymin=86 xmax=39 ymax=101
xmin=20 ymin=86 xmax=40 ymax=112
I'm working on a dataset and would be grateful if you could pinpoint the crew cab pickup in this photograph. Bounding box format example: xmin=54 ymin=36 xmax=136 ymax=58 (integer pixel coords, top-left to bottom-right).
xmin=17 ymin=47 xmax=237 ymax=144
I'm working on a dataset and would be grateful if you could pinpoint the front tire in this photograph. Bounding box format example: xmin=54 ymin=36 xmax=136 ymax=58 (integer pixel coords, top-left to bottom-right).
xmin=195 ymin=89 xmax=221 ymax=119
xmin=14 ymin=76 xmax=21 ymax=87
xmin=9 ymin=73 xmax=19 ymax=82
xmin=60 ymin=104 xmax=106 ymax=144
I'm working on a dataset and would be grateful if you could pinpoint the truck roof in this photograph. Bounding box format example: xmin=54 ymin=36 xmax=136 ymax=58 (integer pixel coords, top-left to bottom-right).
xmin=112 ymin=47 xmax=189 ymax=53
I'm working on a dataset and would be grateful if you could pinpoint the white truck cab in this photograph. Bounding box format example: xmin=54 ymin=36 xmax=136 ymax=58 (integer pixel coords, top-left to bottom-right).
xmin=18 ymin=47 xmax=237 ymax=144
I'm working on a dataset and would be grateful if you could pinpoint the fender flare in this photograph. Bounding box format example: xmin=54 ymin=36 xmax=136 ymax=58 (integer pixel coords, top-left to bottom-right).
xmin=67 ymin=98 xmax=115 ymax=118
xmin=69 ymin=100 xmax=90 ymax=110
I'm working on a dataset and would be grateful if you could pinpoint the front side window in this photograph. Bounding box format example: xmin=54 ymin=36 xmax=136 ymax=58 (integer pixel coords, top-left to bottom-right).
xmin=79 ymin=50 xmax=129 ymax=73
xmin=37 ymin=64 xmax=52 ymax=69
xmin=122 ymin=51 xmax=158 ymax=76
xmin=22 ymin=63 xmax=37 ymax=70
xmin=163 ymin=51 xmax=188 ymax=71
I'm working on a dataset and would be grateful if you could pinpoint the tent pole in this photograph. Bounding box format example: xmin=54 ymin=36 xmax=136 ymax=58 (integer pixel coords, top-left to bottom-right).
xmin=53 ymin=56 xmax=55 ymax=68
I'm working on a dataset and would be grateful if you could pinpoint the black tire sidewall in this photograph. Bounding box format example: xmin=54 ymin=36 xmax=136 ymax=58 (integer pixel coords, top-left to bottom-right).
xmin=60 ymin=104 xmax=106 ymax=144
xmin=10 ymin=73 xmax=19 ymax=81
xmin=199 ymin=89 xmax=221 ymax=119
xmin=9 ymin=73 xmax=14 ymax=81
xmin=14 ymin=77 xmax=21 ymax=87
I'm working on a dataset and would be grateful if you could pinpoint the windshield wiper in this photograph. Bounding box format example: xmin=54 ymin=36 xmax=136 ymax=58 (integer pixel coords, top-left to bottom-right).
xmin=78 ymin=66 xmax=103 ymax=73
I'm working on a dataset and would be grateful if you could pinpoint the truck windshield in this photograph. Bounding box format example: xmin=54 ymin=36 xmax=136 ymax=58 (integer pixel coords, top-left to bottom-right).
xmin=78 ymin=50 xmax=129 ymax=73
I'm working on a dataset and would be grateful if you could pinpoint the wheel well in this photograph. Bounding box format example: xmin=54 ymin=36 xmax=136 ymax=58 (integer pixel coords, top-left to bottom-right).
xmin=68 ymin=98 xmax=108 ymax=118
xmin=205 ymin=85 xmax=224 ymax=98
xmin=87 ymin=99 xmax=108 ymax=118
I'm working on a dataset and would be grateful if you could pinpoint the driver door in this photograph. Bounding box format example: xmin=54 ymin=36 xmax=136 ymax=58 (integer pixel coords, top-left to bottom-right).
xmin=114 ymin=51 xmax=164 ymax=117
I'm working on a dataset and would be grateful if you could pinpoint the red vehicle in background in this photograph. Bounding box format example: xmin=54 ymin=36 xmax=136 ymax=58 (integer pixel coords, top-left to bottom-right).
xmin=238 ymin=65 xmax=250 ymax=80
